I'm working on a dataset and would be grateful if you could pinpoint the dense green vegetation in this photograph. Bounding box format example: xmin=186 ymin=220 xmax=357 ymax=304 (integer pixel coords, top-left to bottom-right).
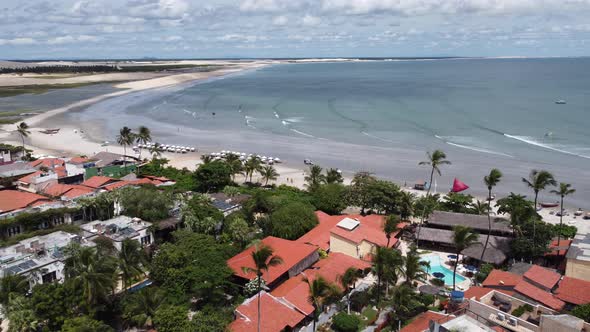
xmin=0 ymin=82 xmax=106 ymax=98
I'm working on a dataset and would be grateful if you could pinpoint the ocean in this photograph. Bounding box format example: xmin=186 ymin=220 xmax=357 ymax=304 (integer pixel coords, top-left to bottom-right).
xmin=53 ymin=58 xmax=590 ymax=207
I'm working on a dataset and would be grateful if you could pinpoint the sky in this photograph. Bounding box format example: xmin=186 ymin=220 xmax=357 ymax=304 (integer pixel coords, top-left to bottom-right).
xmin=1 ymin=0 xmax=590 ymax=59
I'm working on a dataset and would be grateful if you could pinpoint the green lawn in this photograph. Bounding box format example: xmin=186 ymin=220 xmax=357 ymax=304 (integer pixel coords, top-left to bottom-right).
xmin=0 ymin=83 xmax=100 ymax=98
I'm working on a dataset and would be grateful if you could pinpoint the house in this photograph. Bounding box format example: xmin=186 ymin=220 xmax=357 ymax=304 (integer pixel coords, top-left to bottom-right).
xmin=304 ymin=212 xmax=406 ymax=260
xmin=565 ymin=232 xmax=590 ymax=282
xmin=84 ymin=151 xmax=139 ymax=178
xmin=513 ymin=281 xmax=565 ymax=311
xmin=227 ymin=236 xmax=319 ymax=289
xmin=482 ymin=270 xmax=523 ymax=291
xmin=0 ymin=190 xmax=53 ymax=218
xmin=400 ymin=311 xmax=454 ymax=332
xmin=29 ymin=157 xmax=85 ymax=185
xmin=17 ymin=170 xmax=58 ymax=193
xmin=42 ymin=183 xmax=96 ymax=200
xmin=208 ymin=192 xmax=250 ymax=216
xmin=522 ymin=265 xmax=561 ymax=292
xmin=81 ymin=176 xmax=120 ymax=189
xmin=0 ymin=231 xmax=95 ymax=289
xmin=0 ymin=162 xmax=36 ymax=189
xmin=554 ymin=277 xmax=590 ymax=308
xmin=427 ymin=211 xmax=512 ymax=236
xmin=229 ymin=291 xmax=307 ymax=332
xmin=429 ymin=315 xmax=497 ymax=332
xmin=417 ymin=227 xmax=512 ymax=265
xmin=80 ymin=216 xmax=153 ymax=250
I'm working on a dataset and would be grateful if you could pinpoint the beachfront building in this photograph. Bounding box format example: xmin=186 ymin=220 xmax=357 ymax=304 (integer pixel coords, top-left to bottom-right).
xmin=80 ymin=216 xmax=153 ymax=250
xmin=208 ymin=192 xmax=251 ymax=216
xmin=83 ymin=151 xmax=139 ymax=179
xmin=565 ymin=232 xmax=590 ymax=282
xmin=229 ymin=291 xmax=307 ymax=332
xmin=0 ymin=162 xmax=36 ymax=190
xmin=227 ymin=236 xmax=319 ymax=290
xmin=30 ymin=157 xmax=86 ymax=185
xmin=297 ymin=211 xmax=406 ymax=260
xmin=0 ymin=231 xmax=94 ymax=288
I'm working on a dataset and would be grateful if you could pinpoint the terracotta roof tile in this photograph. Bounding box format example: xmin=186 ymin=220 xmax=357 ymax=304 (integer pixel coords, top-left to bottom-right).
xmin=545 ymin=239 xmax=572 ymax=257
xmin=68 ymin=156 xmax=90 ymax=164
xmin=482 ymin=270 xmax=523 ymax=288
xmin=555 ymin=276 xmax=590 ymax=305
xmin=0 ymin=190 xmax=53 ymax=213
xmin=81 ymin=176 xmax=118 ymax=189
xmin=229 ymin=292 xmax=306 ymax=332
xmin=400 ymin=311 xmax=452 ymax=332
xmin=523 ymin=265 xmax=561 ymax=290
xmin=514 ymin=281 xmax=565 ymax=311
xmin=30 ymin=158 xmax=65 ymax=169
xmin=227 ymin=236 xmax=318 ymax=285
xmin=463 ymin=286 xmax=514 ymax=301
xmin=18 ymin=170 xmax=45 ymax=184
xmin=297 ymin=211 xmax=344 ymax=250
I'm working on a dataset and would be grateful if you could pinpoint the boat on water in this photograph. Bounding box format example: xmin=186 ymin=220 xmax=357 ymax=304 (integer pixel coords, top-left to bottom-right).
xmin=39 ymin=128 xmax=60 ymax=134
xmin=540 ymin=202 xmax=559 ymax=208
xmin=555 ymin=100 xmax=567 ymax=104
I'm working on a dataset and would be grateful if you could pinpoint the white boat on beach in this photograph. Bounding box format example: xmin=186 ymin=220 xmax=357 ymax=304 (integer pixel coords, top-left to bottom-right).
xmin=555 ymin=100 xmax=567 ymax=104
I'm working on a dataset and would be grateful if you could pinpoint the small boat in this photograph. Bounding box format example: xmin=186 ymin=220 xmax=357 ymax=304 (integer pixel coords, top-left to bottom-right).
xmin=575 ymin=209 xmax=583 ymax=216
xmin=555 ymin=100 xmax=567 ymax=105
xmin=540 ymin=202 xmax=559 ymax=208
xmin=304 ymin=159 xmax=314 ymax=165
xmin=40 ymin=128 xmax=60 ymax=134
xmin=585 ymin=213 xmax=590 ymax=220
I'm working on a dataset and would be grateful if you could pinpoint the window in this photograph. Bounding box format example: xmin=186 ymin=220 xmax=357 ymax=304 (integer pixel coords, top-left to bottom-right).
xmin=52 ymin=216 xmax=65 ymax=226
xmin=140 ymin=235 xmax=151 ymax=246
xmin=7 ymin=225 xmax=21 ymax=237
xmin=42 ymin=271 xmax=57 ymax=283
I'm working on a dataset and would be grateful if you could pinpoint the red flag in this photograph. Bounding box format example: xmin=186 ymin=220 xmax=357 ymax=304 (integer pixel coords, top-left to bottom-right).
xmin=451 ymin=178 xmax=469 ymax=193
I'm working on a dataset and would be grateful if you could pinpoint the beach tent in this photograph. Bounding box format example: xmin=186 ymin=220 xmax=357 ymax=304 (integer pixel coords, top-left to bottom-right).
xmin=451 ymin=178 xmax=469 ymax=193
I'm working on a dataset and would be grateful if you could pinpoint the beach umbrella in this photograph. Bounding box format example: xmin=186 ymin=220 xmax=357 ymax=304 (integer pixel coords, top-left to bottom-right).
xmin=447 ymin=254 xmax=458 ymax=260
xmin=432 ymin=272 xmax=446 ymax=279
xmin=451 ymin=178 xmax=469 ymax=193
xmin=464 ymin=265 xmax=477 ymax=272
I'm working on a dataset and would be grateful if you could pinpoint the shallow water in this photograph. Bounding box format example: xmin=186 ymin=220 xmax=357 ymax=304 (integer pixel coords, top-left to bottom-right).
xmin=58 ymin=59 xmax=590 ymax=208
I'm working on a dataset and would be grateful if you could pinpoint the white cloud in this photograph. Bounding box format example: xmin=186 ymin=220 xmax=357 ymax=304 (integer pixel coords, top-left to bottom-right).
xmin=0 ymin=37 xmax=36 ymax=46
xmin=166 ymin=35 xmax=183 ymax=41
xmin=302 ymin=14 xmax=321 ymax=26
xmin=272 ymin=15 xmax=288 ymax=25
xmin=219 ymin=33 xmax=269 ymax=42
xmin=47 ymin=35 xmax=99 ymax=44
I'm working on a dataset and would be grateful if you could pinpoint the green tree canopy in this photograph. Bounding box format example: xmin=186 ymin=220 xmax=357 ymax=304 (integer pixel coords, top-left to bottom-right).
xmin=153 ymin=305 xmax=193 ymax=332
xmin=119 ymin=186 xmax=173 ymax=222
xmin=572 ymin=303 xmax=590 ymax=323
xmin=268 ymin=202 xmax=318 ymax=240
xmin=312 ymin=183 xmax=348 ymax=215
xmin=61 ymin=316 xmax=114 ymax=332
xmin=440 ymin=192 xmax=475 ymax=214
xmin=194 ymin=160 xmax=233 ymax=193
xmin=332 ymin=312 xmax=361 ymax=332
xmin=30 ymin=282 xmax=84 ymax=331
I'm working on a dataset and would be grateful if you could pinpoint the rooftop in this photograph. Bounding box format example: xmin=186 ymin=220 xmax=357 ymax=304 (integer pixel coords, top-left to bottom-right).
xmin=229 ymin=291 xmax=306 ymax=332
xmin=566 ymin=232 xmax=590 ymax=262
xmin=0 ymin=162 xmax=36 ymax=178
xmin=514 ymin=281 xmax=565 ymax=311
xmin=81 ymin=216 xmax=151 ymax=242
xmin=440 ymin=315 xmax=496 ymax=332
xmin=42 ymin=183 xmax=95 ymax=199
xmin=400 ymin=311 xmax=452 ymax=332
xmin=328 ymin=214 xmax=406 ymax=249
xmin=554 ymin=276 xmax=590 ymax=305
xmin=227 ymin=236 xmax=318 ymax=285
xmin=0 ymin=190 xmax=53 ymax=214
xmin=523 ymin=265 xmax=561 ymax=290
xmin=464 ymin=286 xmax=514 ymax=301
xmin=428 ymin=210 xmax=512 ymax=233
xmin=91 ymin=151 xmax=138 ymax=167
xmin=482 ymin=270 xmax=523 ymax=288
xmin=30 ymin=158 xmax=65 ymax=169
xmin=545 ymin=239 xmax=572 ymax=257
xmin=81 ymin=176 xmax=119 ymax=189
xmin=297 ymin=211 xmax=346 ymax=250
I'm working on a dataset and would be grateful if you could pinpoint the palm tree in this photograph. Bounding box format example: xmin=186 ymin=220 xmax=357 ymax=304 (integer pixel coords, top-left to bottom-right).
xmin=200 ymin=154 xmax=214 ymax=164
xmin=117 ymin=126 xmax=135 ymax=172
xmin=225 ymin=154 xmax=244 ymax=181
xmin=338 ymin=267 xmax=361 ymax=314
xmin=244 ymin=156 xmax=263 ymax=183
xmin=305 ymin=165 xmax=326 ymax=191
xmin=16 ymin=122 xmax=30 ymax=160
xmin=64 ymin=244 xmax=117 ymax=312
xmin=384 ymin=215 xmax=401 ymax=248
xmin=122 ymin=287 xmax=164 ymax=329
xmin=135 ymin=126 xmax=152 ymax=161
xmin=118 ymin=238 xmax=147 ymax=292
xmin=417 ymin=150 xmax=451 ymax=246
xmin=302 ymin=275 xmax=341 ymax=331
xmin=522 ymin=170 xmax=556 ymax=253
xmin=398 ymin=191 xmax=415 ymax=220
xmin=0 ymin=274 xmax=29 ymax=306
xmin=451 ymin=226 xmax=478 ymax=290
xmin=550 ymin=183 xmax=575 ymax=247
xmin=241 ymin=244 xmax=283 ymax=332
xmin=148 ymin=143 xmax=162 ymax=160
xmin=326 ymin=168 xmax=344 ymax=184
xmin=481 ymin=168 xmax=502 ymax=262
xmin=259 ymin=165 xmax=279 ymax=186
xmin=401 ymin=245 xmax=429 ymax=287
xmin=390 ymin=284 xmax=421 ymax=328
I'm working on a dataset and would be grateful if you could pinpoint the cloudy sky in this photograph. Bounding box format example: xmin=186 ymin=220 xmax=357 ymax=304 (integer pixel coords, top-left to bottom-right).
xmin=1 ymin=0 xmax=590 ymax=59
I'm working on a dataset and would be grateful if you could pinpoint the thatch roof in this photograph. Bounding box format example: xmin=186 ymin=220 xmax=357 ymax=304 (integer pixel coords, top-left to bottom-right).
xmin=417 ymin=227 xmax=512 ymax=264
xmin=419 ymin=285 xmax=441 ymax=295
xmin=428 ymin=211 xmax=512 ymax=234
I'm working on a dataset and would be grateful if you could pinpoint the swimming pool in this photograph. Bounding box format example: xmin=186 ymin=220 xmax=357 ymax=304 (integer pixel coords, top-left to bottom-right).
xmin=420 ymin=254 xmax=466 ymax=286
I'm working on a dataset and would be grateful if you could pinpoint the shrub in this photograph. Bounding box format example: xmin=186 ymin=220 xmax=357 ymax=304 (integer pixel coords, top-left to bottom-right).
xmin=572 ymin=303 xmax=590 ymax=322
xmin=268 ymin=202 xmax=318 ymax=240
xmin=430 ymin=278 xmax=445 ymax=287
xmin=332 ymin=312 xmax=361 ymax=332
xmin=419 ymin=294 xmax=435 ymax=307
xmin=475 ymin=263 xmax=494 ymax=283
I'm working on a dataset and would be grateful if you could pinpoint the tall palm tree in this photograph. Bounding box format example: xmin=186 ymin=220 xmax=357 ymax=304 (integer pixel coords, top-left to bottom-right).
xmin=64 ymin=244 xmax=117 ymax=312
xmin=401 ymin=245 xmax=429 ymax=287
xmin=117 ymin=126 xmax=135 ymax=172
xmin=0 ymin=274 xmax=29 ymax=306
xmin=398 ymin=191 xmax=415 ymax=220
xmin=302 ymin=275 xmax=340 ymax=331
xmin=522 ymin=169 xmax=556 ymax=253
xmin=338 ymin=267 xmax=361 ymax=314
xmin=16 ymin=122 xmax=30 ymax=160
xmin=384 ymin=215 xmax=401 ymax=248
xmin=326 ymin=168 xmax=344 ymax=184
xmin=451 ymin=226 xmax=478 ymax=290
xmin=122 ymin=287 xmax=164 ymax=329
xmin=390 ymin=284 xmax=420 ymax=328
xmin=148 ymin=143 xmax=162 ymax=160
xmin=417 ymin=150 xmax=451 ymax=246
xmin=241 ymin=244 xmax=283 ymax=332
xmin=305 ymin=165 xmax=326 ymax=191
xmin=259 ymin=165 xmax=279 ymax=186
xmin=118 ymin=238 xmax=147 ymax=292
xmin=481 ymin=168 xmax=502 ymax=262
xmin=200 ymin=154 xmax=214 ymax=165
xmin=135 ymin=126 xmax=152 ymax=161
xmin=225 ymin=154 xmax=243 ymax=181
xmin=244 ymin=156 xmax=263 ymax=183
xmin=550 ymin=183 xmax=575 ymax=247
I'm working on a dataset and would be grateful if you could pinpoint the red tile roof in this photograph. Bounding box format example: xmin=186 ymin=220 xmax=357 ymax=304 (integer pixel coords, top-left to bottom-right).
xmin=30 ymin=158 xmax=65 ymax=169
xmin=463 ymin=286 xmax=514 ymax=301
xmin=43 ymin=183 xmax=94 ymax=199
xmin=18 ymin=170 xmax=45 ymax=184
xmin=271 ymin=253 xmax=371 ymax=315
xmin=81 ymin=176 xmax=118 ymax=189
xmin=523 ymin=265 xmax=561 ymax=290
xmin=514 ymin=281 xmax=565 ymax=311
xmin=62 ymin=187 xmax=94 ymax=199
xmin=227 ymin=236 xmax=318 ymax=285
xmin=297 ymin=211 xmax=344 ymax=250
xmin=545 ymin=239 xmax=572 ymax=257
xmin=69 ymin=156 xmax=90 ymax=164
xmin=555 ymin=276 xmax=590 ymax=305
xmin=400 ymin=311 xmax=453 ymax=332
xmin=0 ymin=190 xmax=53 ymax=213
xmin=103 ymin=178 xmax=158 ymax=191
xmin=229 ymin=292 xmax=306 ymax=332
xmin=54 ymin=166 xmax=67 ymax=178
xmin=482 ymin=270 xmax=523 ymax=288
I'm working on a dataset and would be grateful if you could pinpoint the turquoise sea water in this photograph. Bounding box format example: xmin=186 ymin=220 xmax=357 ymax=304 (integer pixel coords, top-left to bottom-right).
xmin=421 ymin=254 xmax=466 ymax=286
xmin=64 ymin=58 xmax=590 ymax=207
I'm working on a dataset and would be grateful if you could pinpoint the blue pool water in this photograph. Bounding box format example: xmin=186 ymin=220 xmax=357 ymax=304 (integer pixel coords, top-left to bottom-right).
xmin=421 ymin=254 xmax=466 ymax=286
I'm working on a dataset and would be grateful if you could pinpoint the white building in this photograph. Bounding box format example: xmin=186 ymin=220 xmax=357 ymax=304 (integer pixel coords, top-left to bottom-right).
xmin=0 ymin=231 xmax=94 ymax=288
xmin=80 ymin=216 xmax=153 ymax=250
